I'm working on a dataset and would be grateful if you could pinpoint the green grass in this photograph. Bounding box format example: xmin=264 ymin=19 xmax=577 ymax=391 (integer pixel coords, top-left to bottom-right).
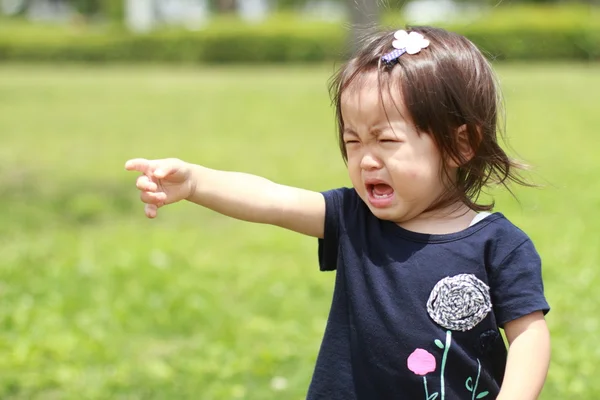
xmin=0 ymin=62 xmax=599 ymax=399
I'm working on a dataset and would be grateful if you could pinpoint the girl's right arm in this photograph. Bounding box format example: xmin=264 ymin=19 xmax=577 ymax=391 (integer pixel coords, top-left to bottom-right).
xmin=125 ymin=158 xmax=326 ymax=238
xmin=187 ymin=164 xmax=326 ymax=238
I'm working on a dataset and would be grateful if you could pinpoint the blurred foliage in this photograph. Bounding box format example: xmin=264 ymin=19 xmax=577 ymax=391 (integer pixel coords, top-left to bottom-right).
xmin=0 ymin=4 xmax=598 ymax=63
xmin=103 ymin=0 xmax=125 ymax=22
xmin=0 ymin=15 xmax=344 ymax=63
xmin=70 ymin=0 xmax=100 ymax=16
xmin=6 ymin=0 xmax=598 ymax=20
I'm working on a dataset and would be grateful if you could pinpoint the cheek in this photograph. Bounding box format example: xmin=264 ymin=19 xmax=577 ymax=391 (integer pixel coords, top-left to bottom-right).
xmin=347 ymin=159 xmax=362 ymax=183
xmin=390 ymin=157 xmax=426 ymax=177
xmin=346 ymin=158 xmax=369 ymax=196
xmin=390 ymin=157 xmax=441 ymax=187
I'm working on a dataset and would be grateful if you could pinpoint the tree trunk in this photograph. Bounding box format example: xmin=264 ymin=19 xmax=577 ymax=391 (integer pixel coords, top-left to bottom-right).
xmin=216 ymin=0 xmax=236 ymax=13
xmin=347 ymin=0 xmax=380 ymax=54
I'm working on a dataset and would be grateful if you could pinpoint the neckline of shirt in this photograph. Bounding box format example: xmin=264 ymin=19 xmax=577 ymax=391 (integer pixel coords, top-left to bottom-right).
xmin=380 ymin=212 xmax=505 ymax=244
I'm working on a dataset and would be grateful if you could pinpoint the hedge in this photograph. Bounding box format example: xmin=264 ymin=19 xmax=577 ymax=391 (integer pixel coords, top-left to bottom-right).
xmin=0 ymin=17 xmax=347 ymax=63
xmin=0 ymin=8 xmax=598 ymax=63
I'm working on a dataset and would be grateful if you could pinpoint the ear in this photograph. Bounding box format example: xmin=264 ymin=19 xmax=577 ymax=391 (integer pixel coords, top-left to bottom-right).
xmin=447 ymin=124 xmax=477 ymax=168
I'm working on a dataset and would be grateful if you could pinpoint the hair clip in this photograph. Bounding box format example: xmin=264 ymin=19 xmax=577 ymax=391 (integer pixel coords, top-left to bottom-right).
xmin=381 ymin=30 xmax=430 ymax=66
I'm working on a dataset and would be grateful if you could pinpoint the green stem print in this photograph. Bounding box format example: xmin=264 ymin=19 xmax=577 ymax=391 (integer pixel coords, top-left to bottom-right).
xmin=439 ymin=330 xmax=452 ymax=400
xmin=423 ymin=377 xmax=439 ymax=400
xmin=465 ymin=359 xmax=489 ymax=399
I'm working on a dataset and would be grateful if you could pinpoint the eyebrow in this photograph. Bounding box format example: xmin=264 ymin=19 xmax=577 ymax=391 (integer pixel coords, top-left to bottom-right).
xmin=342 ymin=127 xmax=386 ymax=137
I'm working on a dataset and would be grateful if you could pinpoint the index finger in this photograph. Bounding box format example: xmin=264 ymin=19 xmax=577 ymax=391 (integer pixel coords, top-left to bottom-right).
xmin=125 ymin=158 xmax=152 ymax=174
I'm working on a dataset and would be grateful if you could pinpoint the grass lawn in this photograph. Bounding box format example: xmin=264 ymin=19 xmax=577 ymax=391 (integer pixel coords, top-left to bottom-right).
xmin=0 ymin=62 xmax=599 ymax=399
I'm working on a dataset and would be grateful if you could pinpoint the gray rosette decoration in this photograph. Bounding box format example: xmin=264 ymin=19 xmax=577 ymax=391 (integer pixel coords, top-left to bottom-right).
xmin=427 ymin=274 xmax=492 ymax=332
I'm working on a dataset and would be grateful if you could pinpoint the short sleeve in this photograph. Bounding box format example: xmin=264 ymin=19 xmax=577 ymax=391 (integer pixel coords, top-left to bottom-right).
xmin=317 ymin=187 xmax=354 ymax=271
xmin=489 ymin=239 xmax=550 ymax=327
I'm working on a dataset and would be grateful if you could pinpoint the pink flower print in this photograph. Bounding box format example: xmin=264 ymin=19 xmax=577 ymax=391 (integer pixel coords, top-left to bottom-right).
xmin=407 ymin=348 xmax=437 ymax=376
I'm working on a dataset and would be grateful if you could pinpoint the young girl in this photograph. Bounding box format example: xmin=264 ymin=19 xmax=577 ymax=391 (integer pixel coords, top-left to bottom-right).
xmin=125 ymin=26 xmax=550 ymax=399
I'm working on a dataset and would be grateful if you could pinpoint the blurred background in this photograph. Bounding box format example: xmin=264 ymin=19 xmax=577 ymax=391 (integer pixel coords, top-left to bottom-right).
xmin=1 ymin=0 xmax=599 ymax=399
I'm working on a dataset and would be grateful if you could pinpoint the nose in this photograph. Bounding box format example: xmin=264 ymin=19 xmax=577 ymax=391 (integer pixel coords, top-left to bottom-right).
xmin=360 ymin=152 xmax=382 ymax=171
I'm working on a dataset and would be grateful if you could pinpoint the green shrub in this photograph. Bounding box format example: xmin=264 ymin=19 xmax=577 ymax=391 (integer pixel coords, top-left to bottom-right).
xmin=0 ymin=18 xmax=346 ymax=63
xmin=460 ymin=26 xmax=594 ymax=61
xmin=0 ymin=5 xmax=598 ymax=63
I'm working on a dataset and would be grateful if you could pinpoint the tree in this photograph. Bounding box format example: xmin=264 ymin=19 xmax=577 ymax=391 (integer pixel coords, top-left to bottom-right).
xmin=216 ymin=0 xmax=237 ymax=13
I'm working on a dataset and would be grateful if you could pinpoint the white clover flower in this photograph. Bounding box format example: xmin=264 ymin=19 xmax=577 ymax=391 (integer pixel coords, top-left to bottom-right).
xmin=392 ymin=30 xmax=430 ymax=55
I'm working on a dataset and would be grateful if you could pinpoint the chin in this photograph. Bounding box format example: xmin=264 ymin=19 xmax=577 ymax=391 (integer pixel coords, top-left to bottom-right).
xmin=366 ymin=204 xmax=402 ymax=222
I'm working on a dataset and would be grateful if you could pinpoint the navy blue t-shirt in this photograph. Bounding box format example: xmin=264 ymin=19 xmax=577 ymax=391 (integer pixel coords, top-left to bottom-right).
xmin=307 ymin=187 xmax=550 ymax=400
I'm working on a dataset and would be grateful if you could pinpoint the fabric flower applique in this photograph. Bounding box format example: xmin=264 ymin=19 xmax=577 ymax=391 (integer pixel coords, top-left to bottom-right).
xmin=475 ymin=329 xmax=501 ymax=357
xmin=427 ymin=273 xmax=492 ymax=332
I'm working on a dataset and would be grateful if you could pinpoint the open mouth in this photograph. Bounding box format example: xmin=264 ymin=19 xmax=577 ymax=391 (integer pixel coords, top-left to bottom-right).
xmin=368 ymin=183 xmax=394 ymax=199
xmin=365 ymin=182 xmax=395 ymax=207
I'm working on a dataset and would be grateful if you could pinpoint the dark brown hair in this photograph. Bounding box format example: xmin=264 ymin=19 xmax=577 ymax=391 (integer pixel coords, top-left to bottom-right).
xmin=329 ymin=25 xmax=531 ymax=212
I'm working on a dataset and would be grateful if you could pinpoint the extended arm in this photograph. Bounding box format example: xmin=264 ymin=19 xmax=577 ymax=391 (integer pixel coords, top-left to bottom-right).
xmin=186 ymin=164 xmax=326 ymax=238
xmin=126 ymin=158 xmax=326 ymax=238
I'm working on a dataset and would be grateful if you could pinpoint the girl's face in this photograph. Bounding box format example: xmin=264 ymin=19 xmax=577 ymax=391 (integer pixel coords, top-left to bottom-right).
xmin=341 ymin=71 xmax=448 ymax=225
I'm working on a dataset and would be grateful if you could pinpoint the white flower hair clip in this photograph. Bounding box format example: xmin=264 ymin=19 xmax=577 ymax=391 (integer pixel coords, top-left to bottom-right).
xmin=381 ymin=30 xmax=430 ymax=66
